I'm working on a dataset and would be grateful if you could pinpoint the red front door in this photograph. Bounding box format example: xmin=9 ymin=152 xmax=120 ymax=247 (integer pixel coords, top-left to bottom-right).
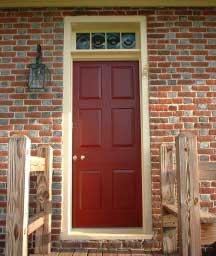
xmin=72 ymin=61 xmax=142 ymax=227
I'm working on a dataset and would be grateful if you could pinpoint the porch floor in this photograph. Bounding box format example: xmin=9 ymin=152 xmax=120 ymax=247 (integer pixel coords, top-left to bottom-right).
xmin=31 ymin=251 xmax=152 ymax=255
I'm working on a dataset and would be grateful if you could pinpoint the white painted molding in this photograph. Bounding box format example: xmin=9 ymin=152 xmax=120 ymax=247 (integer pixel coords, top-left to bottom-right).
xmin=62 ymin=16 xmax=153 ymax=239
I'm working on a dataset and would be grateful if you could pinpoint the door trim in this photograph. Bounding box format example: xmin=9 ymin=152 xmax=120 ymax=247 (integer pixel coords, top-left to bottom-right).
xmin=61 ymin=16 xmax=152 ymax=239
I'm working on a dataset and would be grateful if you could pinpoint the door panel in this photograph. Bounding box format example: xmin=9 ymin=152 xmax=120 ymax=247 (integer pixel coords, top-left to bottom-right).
xmin=79 ymin=66 xmax=102 ymax=99
xmin=112 ymin=108 xmax=135 ymax=146
xmin=80 ymin=170 xmax=102 ymax=210
xmin=80 ymin=109 xmax=102 ymax=147
xmin=112 ymin=169 xmax=136 ymax=209
xmin=111 ymin=65 xmax=134 ymax=99
xmin=73 ymin=61 xmax=142 ymax=227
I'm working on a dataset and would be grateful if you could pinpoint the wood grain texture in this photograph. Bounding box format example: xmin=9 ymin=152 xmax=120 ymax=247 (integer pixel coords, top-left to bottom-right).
xmin=160 ymin=144 xmax=176 ymax=204
xmin=73 ymin=251 xmax=88 ymax=256
xmin=199 ymin=162 xmax=216 ymax=180
xmin=6 ymin=135 xmax=31 ymax=256
xmin=161 ymin=144 xmax=177 ymax=254
xmin=163 ymin=214 xmax=177 ymax=228
xmin=176 ymin=134 xmax=201 ymax=256
xmin=201 ymin=223 xmax=216 ymax=245
xmin=163 ymin=204 xmax=216 ymax=224
xmin=88 ymin=252 xmax=102 ymax=256
xmin=103 ymin=253 xmax=117 ymax=256
xmin=130 ymin=253 xmax=150 ymax=256
xmin=28 ymin=212 xmax=46 ymax=235
xmin=200 ymin=210 xmax=216 ymax=224
xmin=35 ymin=146 xmax=53 ymax=254
xmin=163 ymin=204 xmax=178 ymax=217
xmin=163 ymin=228 xmax=177 ymax=254
xmin=30 ymin=252 xmax=154 ymax=256
xmin=30 ymin=253 xmax=58 ymax=256
xmin=30 ymin=156 xmax=45 ymax=172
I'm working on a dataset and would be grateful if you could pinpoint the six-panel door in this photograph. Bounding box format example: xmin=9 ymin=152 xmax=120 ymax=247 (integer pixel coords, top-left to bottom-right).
xmin=73 ymin=61 xmax=142 ymax=227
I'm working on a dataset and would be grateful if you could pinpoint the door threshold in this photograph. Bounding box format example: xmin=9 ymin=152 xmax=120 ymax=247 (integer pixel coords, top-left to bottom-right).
xmin=60 ymin=228 xmax=153 ymax=240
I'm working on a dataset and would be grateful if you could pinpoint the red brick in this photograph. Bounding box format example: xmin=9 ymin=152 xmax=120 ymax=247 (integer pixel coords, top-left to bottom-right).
xmin=25 ymin=112 xmax=42 ymax=118
xmin=200 ymin=188 xmax=215 ymax=194
xmin=24 ymin=125 xmax=41 ymax=130
xmin=0 ymin=7 xmax=215 ymax=253
xmin=39 ymin=131 xmax=52 ymax=136
xmin=10 ymin=106 xmax=27 ymax=112
xmin=10 ymin=119 xmax=28 ymax=124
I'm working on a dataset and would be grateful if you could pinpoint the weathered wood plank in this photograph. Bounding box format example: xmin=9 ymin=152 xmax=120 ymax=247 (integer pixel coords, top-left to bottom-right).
xmin=31 ymin=253 xmax=75 ymax=256
xmin=163 ymin=203 xmax=216 ymax=224
xmin=130 ymin=253 xmax=151 ymax=256
xmin=160 ymin=143 xmax=177 ymax=254
xmin=34 ymin=171 xmax=46 ymax=254
xmin=30 ymin=156 xmax=46 ymax=172
xmin=176 ymin=134 xmax=201 ymax=256
xmin=163 ymin=203 xmax=178 ymax=217
xmin=73 ymin=250 xmax=88 ymax=256
xmin=163 ymin=214 xmax=177 ymax=228
xmin=163 ymin=228 xmax=177 ymax=255
xmin=35 ymin=146 xmax=53 ymax=254
xmin=6 ymin=135 xmax=31 ymax=256
xmin=201 ymin=223 xmax=216 ymax=245
xmin=30 ymin=253 xmax=58 ymax=256
xmin=199 ymin=162 xmax=216 ymax=180
xmin=103 ymin=253 xmax=117 ymax=256
xmin=28 ymin=212 xmax=46 ymax=235
xmin=30 ymin=252 xmax=58 ymax=256
xmin=88 ymin=252 xmax=102 ymax=256
xmin=200 ymin=210 xmax=216 ymax=224
xmin=60 ymin=253 xmax=74 ymax=256
xmin=160 ymin=144 xmax=176 ymax=204
xmin=117 ymin=252 xmax=131 ymax=256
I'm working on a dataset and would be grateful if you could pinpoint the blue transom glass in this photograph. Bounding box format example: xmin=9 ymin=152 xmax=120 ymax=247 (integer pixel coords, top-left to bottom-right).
xmin=92 ymin=33 xmax=105 ymax=49
xmin=76 ymin=32 xmax=136 ymax=50
xmin=76 ymin=33 xmax=90 ymax=49
xmin=122 ymin=33 xmax=136 ymax=49
xmin=107 ymin=33 xmax=120 ymax=49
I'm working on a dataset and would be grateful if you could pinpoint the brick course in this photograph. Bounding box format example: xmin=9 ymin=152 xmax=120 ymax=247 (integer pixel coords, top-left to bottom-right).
xmin=0 ymin=6 xmax=216 ymax=254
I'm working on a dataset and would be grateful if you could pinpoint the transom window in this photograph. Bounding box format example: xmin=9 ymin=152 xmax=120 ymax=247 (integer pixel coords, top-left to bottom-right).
xmin=76 ymin=32 xmax=136 ymax=50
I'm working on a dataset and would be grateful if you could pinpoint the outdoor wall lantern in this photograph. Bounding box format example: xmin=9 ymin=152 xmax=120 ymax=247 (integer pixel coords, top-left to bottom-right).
xmin=28 ymin=44 xmax=50 ymax=91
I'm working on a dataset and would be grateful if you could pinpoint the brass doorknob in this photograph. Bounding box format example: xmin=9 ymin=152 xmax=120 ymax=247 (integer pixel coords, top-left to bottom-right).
xmin=80 ymin=155 xmax=85 ymax=160
xmin=73 ymin=155 xmax=78 ymax=161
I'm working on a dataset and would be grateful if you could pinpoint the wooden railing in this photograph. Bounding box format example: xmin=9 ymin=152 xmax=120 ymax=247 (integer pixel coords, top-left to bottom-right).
xmin=161 ymin=133 xmax=216 ymax=256
xmin=5 ymin=135 xmax=53 ymax=256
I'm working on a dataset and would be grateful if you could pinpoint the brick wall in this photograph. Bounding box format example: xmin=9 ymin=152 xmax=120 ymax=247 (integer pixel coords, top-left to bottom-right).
xmin=0 ymin=7 xmax=215 ymax=254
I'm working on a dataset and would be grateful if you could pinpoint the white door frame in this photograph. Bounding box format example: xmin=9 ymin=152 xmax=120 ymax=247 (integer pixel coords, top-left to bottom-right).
xmin=61 ymin=16 xmax=153 ymax=240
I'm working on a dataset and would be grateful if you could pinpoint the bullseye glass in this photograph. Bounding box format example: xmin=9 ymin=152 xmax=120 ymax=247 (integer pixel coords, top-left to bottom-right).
xmin=92 ymin=33 xmax=105 ymax=49
xmin=107 ymin=33 xmax=120 ymax=49
xmin=76 ymin=32 xmax=136 ymax=50
xmin=122 ymin=33 xmax=136 ymax=49
xmin=76 ymin=33 xmax=90 ymax=49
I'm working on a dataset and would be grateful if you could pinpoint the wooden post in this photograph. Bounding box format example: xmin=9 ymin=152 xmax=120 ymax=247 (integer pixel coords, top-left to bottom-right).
xmin=160 ymin=144 xmax=177 ymax=254
xmin=161 ymin=144 xmax=176 ymax=205
xmin=176 ymin=134 xmax=201 ymax=256
xmin=35 ymin=145 xmax=53 ymax=254
xmin=6 ymin=135 xmax=31 ymax=256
